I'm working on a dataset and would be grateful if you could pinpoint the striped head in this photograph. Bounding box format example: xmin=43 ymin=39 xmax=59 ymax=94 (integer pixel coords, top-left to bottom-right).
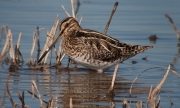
xmin=59 ymin=17 xmax=81 ymax=37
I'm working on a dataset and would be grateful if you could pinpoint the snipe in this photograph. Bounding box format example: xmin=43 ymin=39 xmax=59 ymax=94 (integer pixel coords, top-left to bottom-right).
xmin=38 ymin=17 xmax=153 ymax=72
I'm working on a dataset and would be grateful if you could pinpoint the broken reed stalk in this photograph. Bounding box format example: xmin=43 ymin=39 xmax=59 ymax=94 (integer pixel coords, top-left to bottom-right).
xmin=56 ymin=40 xmax=65 ymax=65
xmin=62 ymin=5 xmax=71 ymax=17
xmin=71 ymin=0 xmax=75 ymax=18
xmin=29 ymin=31 xmax=37 ymax=65
xmin=136 ymin=101 xmax=143 ymax=108
xmin=148 ymin=65 xmax=170 ymax=108
xmin=107 ymin=64 xmax=119 ymax=94
xmin=39 ymin=15 xmax=59 ymax=64
xmin=105 ymin=1 xmax=119 ymax=95
xmin=17 ymin=32 xmax=22 ymax=49
xmin=164 ymin=14 xmax=180 ymax=39
xmin=15 ymin=32 xmax=24 ymax=63
xmin=122 ymin=99 xmax=130 ymax=108
xmin=8 ymin=29 xmax=15 ymax=63
xmin=104 ymin=2 xmax=118 ymax=34
xmin=36 ymin=26 xmax=41 ymax=61
xmin=149 ymin=65 xmax=170 ymax=98
xmin=0 ymin=26 xmax=10 ymax=61
xmin=79 ymin=16 xmax=83 ymax=25
xmin=46 ymin=95 xmax=56 ymax=108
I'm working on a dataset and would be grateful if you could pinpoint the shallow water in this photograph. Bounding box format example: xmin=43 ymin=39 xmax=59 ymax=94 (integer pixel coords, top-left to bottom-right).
xmin=0 ymin=0 xmax=180 ymax=107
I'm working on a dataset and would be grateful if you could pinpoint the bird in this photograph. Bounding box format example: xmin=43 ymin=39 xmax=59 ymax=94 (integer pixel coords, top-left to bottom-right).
xmin=38 ymin=17 xmax=153 ymax=72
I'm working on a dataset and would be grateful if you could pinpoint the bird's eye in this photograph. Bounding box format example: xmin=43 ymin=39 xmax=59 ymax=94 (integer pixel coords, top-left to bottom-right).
xmin=65 ymin=23 xmax=69 ymax=27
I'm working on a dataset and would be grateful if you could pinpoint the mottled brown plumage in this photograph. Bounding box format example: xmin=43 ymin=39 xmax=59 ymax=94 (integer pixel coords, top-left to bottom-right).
xmin=38 ymin=17 xmax=153 ymax=72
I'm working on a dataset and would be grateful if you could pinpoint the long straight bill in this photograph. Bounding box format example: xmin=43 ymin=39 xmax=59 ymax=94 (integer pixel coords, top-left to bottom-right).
xmin=37 ymin=32 xmax=63 ymax=64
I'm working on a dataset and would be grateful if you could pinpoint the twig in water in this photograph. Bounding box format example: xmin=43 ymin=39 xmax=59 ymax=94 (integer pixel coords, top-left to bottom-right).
xmin=104 ymin=2 xmax=118 ymax=34
xmin=164 ymin=14 xmax=180 ymax=39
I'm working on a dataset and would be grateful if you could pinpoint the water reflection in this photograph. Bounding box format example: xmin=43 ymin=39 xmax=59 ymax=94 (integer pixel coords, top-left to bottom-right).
xmin=50 ymin=68 xmax=132 ymax=107
xmin=1 ymin=66 xmax=140 ymax=107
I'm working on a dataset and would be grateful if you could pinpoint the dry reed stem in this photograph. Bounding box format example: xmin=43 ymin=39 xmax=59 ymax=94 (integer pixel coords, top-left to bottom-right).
xmin=17 ymin=32 xmax=22 ymax=49
xmin=59 ymin=53 xmax=66 ymax=62
xmin=36 ymin=26 xmax=41 ymax=61
xmin=150 ymin=65 xmax=170 ymax=98
xmin=28 ymin=28 xmax=46 ymax=65
xmin=122 ymin=99 xmax=130 ymax=108
xmin=17 ymin=33 xmax=22 ymax=59
xmin=104 ymin=2 xmax=118 ymax=34
xmin=56 ymin=37 xmax=64 ymax=65
xmin=107 ymin=64 xmax=119 ymax=94
xmin=8 ymin=29 xmax=15 ymax=63
xmin=0 ymin=27 xmax=10 ymax=61
xmin=62 ymin=5 xmax=71 ymax=17
xmin=170 ymin=69 xmax=180 ymax=77
xmin=164 ymin=14 xmax=180 ymax=39
xmin=46 ymin=95 xmax=56 ymax=108
xmin=29 ymin=32 xmax=37 ymax=65
xmin=40 ymin=15 xmax=59 ymax=64
xmin=70 ymin=97 xmax=73 ymax=108
xmin=148 ymin=85 xmax=153 ymax=99
xmin=136 ymin=101 xmax=143 ymax=108
xmin=31 ymin=80 xmax=44 ymax=107
xmin=71 ymin=0 xmax=75 ymax=18
xmin=15 ymin=32 xmax=24 ymax=63
xmin=79 ymin=16 xmax=83 ymax=25
xmin=106 ymin=2 xmax=119 ymax=95
xmin=148 ymin=65 xmax=170 ymax=108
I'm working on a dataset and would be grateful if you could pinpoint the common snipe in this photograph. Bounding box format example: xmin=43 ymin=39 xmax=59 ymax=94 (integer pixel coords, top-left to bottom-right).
xmin=38 ymin=17 xmax=153 ymax=72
